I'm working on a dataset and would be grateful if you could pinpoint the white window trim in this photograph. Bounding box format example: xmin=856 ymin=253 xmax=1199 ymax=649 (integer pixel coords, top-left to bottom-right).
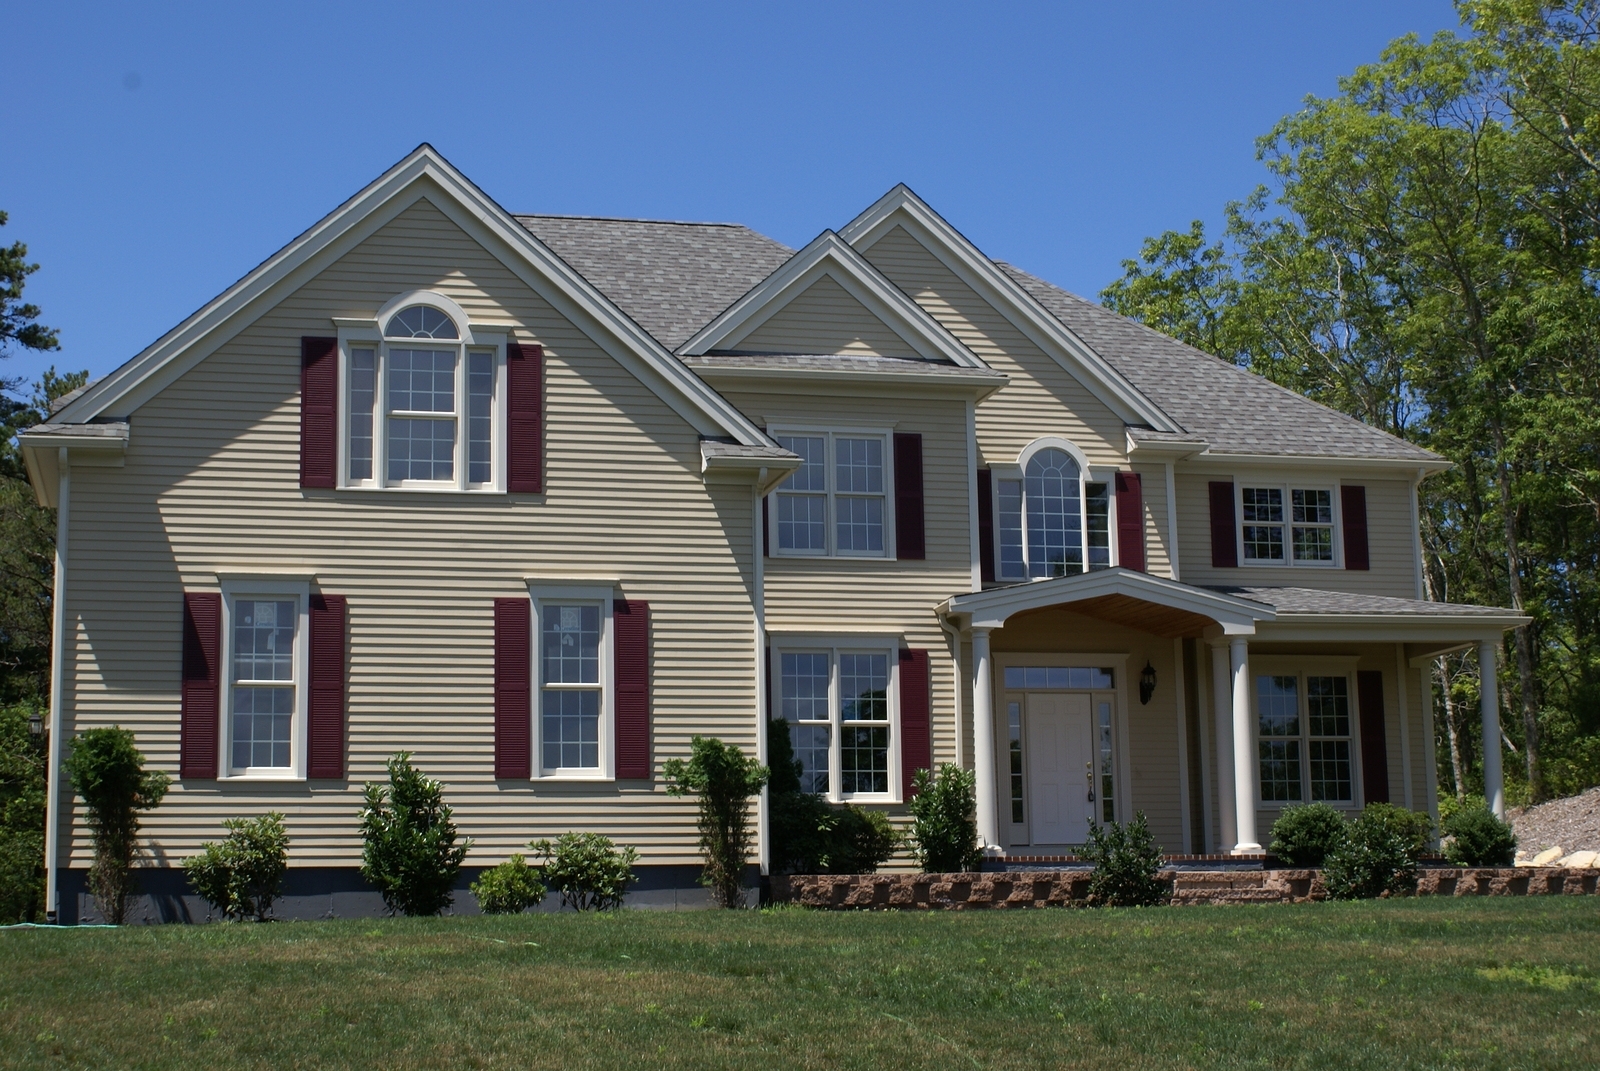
xmin=530 ymin=584 xmax=616 ymax=782
xmin=1235 ymin=480 xmax=1341 ymax=568
xmin=767 ymin=425 xmax=897 ymax=560
xmin=218 ymin=577 xmax=311 ymax=781
xmin=770 ymin=635 xmax=902 ymax=803
xmin=1249 ymin=655 xmax=1363 ymax=809
xmin=991 ymin=438 xmax=1117 ymax=581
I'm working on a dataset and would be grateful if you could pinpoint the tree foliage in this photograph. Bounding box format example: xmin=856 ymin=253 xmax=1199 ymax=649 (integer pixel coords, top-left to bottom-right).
xmin=62 ymin=727 xmax=169 ymax=923
xmin=0 ymin=701 xmax=47 ymax=922
xmin=663 ymin=735 xmax=769 ymax=907
xmin=0 ymin=211 xmax=59 ymax=361
xmin=358 ymin=752 xmax=470 ymax=916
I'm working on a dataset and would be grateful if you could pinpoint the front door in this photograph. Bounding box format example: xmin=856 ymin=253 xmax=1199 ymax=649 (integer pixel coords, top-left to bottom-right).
xmin=1026 ymin=692 xmax=1095 ymax=846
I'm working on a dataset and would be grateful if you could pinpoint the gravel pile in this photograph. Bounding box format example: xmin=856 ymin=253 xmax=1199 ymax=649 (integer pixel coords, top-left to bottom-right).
xmin=1507 ymin=785 xmax=1600 ymax=854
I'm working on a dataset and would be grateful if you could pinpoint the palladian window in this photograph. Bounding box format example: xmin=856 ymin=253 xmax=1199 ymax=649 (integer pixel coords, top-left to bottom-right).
xmin=997 ymin=447 xmax=1111 ymax=580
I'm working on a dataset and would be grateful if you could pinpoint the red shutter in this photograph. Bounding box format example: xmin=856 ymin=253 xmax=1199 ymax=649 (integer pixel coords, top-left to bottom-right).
xmin=300 ymin=336 xmax=338 ymax=489
xmin=893 ymin=432 xmax=925 ymax=560
xmin=180 ymin=593 xmax=221 ymax=779
xmin=507 ymin=342 xmax=544 ymax=493
xmin=977 ymin=468 xmax=995 ymax=583
xmin=761 ymin=493 xmax=769 ymax=558
xmin=1356 ymin=670 xmax=1390 ymax=804
xmin=1341 ymin=485 xmax=1370 ymax=571
xmin=307 ymin=594 xmax=347 ymax=779
xmin=1209 ymin=481 xmax=1238 ymax=568
xmin=614 ymin=600 xmax=651 ymax=779
xmin=1114 ymin=471 xmax=1146 ymax=572
xmin=493 ymin=598 xmax=532 ymax=779
xmin=899 ymin=648 xmax=931 ymax=797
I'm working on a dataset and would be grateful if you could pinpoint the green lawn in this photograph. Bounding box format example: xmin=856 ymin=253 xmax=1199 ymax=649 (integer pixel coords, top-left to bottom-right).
xmin=3 ymin=898 xmax=1597 ymax=1069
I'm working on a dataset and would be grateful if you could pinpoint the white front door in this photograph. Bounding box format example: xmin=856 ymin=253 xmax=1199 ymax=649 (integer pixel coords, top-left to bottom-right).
xmin=1026 ymin=692 xmax=1095 ymax=846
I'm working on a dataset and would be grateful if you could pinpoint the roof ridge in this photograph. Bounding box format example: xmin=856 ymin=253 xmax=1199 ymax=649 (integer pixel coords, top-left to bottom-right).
xmin=514 ymin=213 xmax=756 ymax=229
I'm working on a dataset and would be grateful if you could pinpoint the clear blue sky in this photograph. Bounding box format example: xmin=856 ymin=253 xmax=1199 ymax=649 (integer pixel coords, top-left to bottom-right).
xmin=5 ymin=0 xmax=1462 ymax=393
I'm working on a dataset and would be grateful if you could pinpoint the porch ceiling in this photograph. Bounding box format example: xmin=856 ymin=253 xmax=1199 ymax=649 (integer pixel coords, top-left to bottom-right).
xmin=1053 ymin=593 xmax=1215 ymax=639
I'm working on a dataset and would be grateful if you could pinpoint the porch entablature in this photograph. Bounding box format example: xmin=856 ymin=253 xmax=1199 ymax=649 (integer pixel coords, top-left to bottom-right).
xmin=940 ymin=567 xmax=1274 ymax=636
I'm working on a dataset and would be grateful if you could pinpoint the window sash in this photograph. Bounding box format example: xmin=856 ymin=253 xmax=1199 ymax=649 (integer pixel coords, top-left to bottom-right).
xmin=539 ymin=601 xmax=605 ymax=773
xmin=776 ymin=645 xmax=896 ymax=801
xmin=1239 ymin=485 xmax=1338 ymax=567
xmin=1255 ymin=670 xmax=1355 ymax=804
xmin=771 ymin=432 xmax=890 ymax=558
xmin=224 ymin=592 xmax=304 ymax=777
xmin=995 ymin=465 xmax=1111 ymax=581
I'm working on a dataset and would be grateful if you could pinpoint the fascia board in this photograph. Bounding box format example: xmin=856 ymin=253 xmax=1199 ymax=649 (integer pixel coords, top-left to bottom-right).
xmin=689 ymin=365 xmax=1008 ymax=399
xmin=1259 ymin=615 xmax=1527 ymax=643
xmin=1181 ymin=452 xmax=1451 ymax=476
xmin=840 ymin=187 xmax=1180 ymax=433
xmin=945 ymin=568 xmax=1275 ymax=630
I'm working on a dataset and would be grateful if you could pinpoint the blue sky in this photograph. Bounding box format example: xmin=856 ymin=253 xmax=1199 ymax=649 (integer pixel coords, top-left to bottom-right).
xmin=4 ymin=0 xmax=1461 ymax=392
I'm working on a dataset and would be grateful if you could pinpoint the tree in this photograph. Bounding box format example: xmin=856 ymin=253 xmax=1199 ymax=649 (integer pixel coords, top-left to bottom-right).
xmin=62 ymin=727 xmax=169 ymax=924
xmin=663 ymin=736 xmax=769 ymax=907
xmin=0 ymin=211 xmax=59 ymax=366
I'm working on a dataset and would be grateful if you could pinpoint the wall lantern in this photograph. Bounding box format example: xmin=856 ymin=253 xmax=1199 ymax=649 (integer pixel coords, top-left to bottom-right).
xmin=28 ymin=710 xmax=44 ymax=737
xmin=1138 ymin=661 xmax=1157 ymax=705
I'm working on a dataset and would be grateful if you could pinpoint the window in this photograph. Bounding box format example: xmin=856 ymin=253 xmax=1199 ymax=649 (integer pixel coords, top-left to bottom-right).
xmin=770 ymin=431 xmax=891 ymax=557
xmin=1240 ymin=485 xmax=1337 ymax=565
xmin=996 ymin=446 xmax=1111 ymax=580
xmin=776 ymin=643 xmax=898 ymax=800
xmin=1008 ymin=701 xmax=1024 ymax=823
xmin=538 ymin=601 xmax=608 ymax=774
xmin=222 ymin=585 xmax=308 ymax=778
xmin=1255 ymin=671 xmax=1355 ymax=803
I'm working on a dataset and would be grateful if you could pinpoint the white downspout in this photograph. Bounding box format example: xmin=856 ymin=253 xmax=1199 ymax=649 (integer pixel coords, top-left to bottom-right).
xmin=753 ymin=474 xmax=769 ymax=878
xmin=45 ymin=448 xmax=69 ymax=922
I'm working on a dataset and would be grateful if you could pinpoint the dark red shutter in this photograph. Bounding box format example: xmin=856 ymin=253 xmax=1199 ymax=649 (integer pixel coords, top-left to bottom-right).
xmin=893 ymin=433 xmax=926 ymax=560
xmin=1115 ymin=471 xmax=1146 ymax=572
xmin=307 ymin=594 xmax=347 ymax=778
xmin=493 ymin=598 xmax=532 ymax=779
xmin=1209 ymin=481 xmax=1238 ymax=568
xmin=1356 ymin=670 xmax=1390 ymax=804
xmin=180 ymin=592 xmax=221 ymax=779
xmin=507 ymin=342 xmax=544 ymax=493
xmin=1341 ymin=485 xmax=1370 ymax=571
xmin=614 ymin=600 xmax=651 ymax=779
xmin=977 ymin=468 xmax=995 ymax=583
xmin=899 ymin=648 xmax=931 ymax=797
xmin=300 ymin=337 xmax=338 ymax=489
xmin=761 ymin=494 xmax=769 ymax=558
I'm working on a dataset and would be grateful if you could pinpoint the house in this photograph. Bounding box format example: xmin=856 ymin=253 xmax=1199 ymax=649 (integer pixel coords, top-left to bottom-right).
xmin=23 ymin=146 xmax=1525 ymax=920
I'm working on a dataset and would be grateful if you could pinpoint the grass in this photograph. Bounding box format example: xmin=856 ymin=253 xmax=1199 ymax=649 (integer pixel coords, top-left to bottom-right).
xmin=3 ymin=898 xmax=1598 ymax=1069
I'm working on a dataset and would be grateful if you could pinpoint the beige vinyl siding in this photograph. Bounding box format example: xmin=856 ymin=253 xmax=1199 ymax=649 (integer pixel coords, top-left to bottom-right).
xmin=59 ymin=194 xmax=758 ymax=868
xmin=1129 ymin=464 xmax=1173 ymax=580
xmin=728 ymin=274 xmax=920 ymax=357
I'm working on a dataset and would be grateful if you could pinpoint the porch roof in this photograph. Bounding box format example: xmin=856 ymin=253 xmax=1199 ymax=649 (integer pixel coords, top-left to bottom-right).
xmin=940 ymin=568 xmax=1275 ymax=636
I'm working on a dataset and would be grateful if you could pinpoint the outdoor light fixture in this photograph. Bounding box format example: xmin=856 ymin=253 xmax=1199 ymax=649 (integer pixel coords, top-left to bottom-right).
xmin=1139 ymin=661 xmax=1157 ymax=705
xmin=28 ymin=710 xmax=43 ymax=737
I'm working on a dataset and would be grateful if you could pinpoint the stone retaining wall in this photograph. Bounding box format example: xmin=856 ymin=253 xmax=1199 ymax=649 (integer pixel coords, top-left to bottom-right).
xmin=772 ymin=867 xmax=1600 ymax=909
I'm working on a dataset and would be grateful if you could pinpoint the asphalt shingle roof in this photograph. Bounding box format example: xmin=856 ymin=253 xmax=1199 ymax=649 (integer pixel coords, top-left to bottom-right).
xmin=680 ymin=354 xmax=1005 ymax=380
xmin=1213 ymin=586 xmax=1517 ymax=617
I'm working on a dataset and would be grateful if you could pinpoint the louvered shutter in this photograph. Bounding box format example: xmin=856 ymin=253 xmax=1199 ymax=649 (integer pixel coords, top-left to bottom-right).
xmin=614 ymin=600 xmax=651 ymax=779
xmin=977 ymin=468 xmax=995 ymax=583
xmin=1341 ymin=485 xmax=1370 ymax=571
xmin=300 ymin=337 xmax=338 ymax=489
xmin=507 ymin=342 xmax=544 ymax=493
xmin=493 ymin=598 xmax=532 ymax=778
xmin=1356 ymin=670 xmax=1390 ymax=804
xmin=899 ymin=648 xmax=931 ymax=797
xmin=180 ymin=593 xmax=221 ymax=779
xmin=1114 ymin=471 xmax=1146 ymax=572
xmin=1208 ymin=481 xmax=1238 ymax=568
xmin=307 ymin=594 xmax=347 ymax=778
xmin=893 ymin=433 xmax=925 ymax=560
xmin=761 ymin=494 xmax=769 ymax=558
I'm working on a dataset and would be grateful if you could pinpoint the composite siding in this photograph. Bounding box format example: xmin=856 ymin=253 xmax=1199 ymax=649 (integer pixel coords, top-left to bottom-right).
xmin=729 ymin=274 xmax=920 ymax=357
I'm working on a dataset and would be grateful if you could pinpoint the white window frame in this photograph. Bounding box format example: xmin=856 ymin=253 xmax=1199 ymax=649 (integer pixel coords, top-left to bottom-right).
xmin=218 ymin=577 xmax=311 ymax=781
xmin=770 ymin=635 xmax=901 ymax=803
xmin=335 ymin=291 xmax=509 ymax=494
xmin=991 ymin=437 xmax=1117 ymax=581
xmin=1236 ymin=481 xmax=1341 ymax=568
xmin=766 ymin=426 xmax=896 ymax=560
xmin=530 ymin=584 xmax=616 ymax=781
xmin=1249 ymin=656 xmax=1363 ymax=809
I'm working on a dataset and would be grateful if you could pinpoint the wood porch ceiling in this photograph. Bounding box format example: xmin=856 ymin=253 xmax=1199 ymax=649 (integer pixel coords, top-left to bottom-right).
xmin=1045 ymin=594 xmax=1216 ymax=639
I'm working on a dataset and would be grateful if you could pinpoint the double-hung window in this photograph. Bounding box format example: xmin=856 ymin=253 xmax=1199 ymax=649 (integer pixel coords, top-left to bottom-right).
xmin=776 ymin=643 xmax=897 ymax=801
xmin=535 ymin=594 xmax=613 ymax=777
xmin=770 ymin=430 xmax=891 ymax=557
xmin=1240 ymin=485 xmax=1337 ymax=565
xmin=996 ymin=445 xmax=1111 ymax=580
xmin=1255 ymin=670 xmax=1356 ymax=804
xmin=222 ymin=583 xmax=309 ymax=778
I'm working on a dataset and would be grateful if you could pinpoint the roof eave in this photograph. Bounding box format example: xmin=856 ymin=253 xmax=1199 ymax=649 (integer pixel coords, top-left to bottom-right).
xmin=687 ymin=363 xmax=1009 ymax=399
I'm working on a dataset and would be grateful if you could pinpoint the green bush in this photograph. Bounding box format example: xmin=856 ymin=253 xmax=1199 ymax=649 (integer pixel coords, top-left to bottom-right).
xmin=62 ymin=726 xmax=170 ymax=924
xmin=1360 ymin=802 xmax=1434 ymax=857
xmin=1268 ymin=803 xmax=1347 ymax=867
xmin=907 ymin=763 xmax=982 ymax=873
xmin=766 ymin=720 xmax=899 ymax=874
xmin=1441 ymin=804 xmax=1518 ymax=867
xmin=359 ymin=752 xmax=471 ymax=916
xmin=470 ymin=854 xmax=547 ymax=914
xmin=1323 ymin=804 xmax=1421 ymax=900
xmin=1436 ymin=792 xmax=1488 ymax=828
xmin=663 ymin=735 xmax=769 ymax=907
xmin=183 ymin=812 xmax=289 ymax=922
xmin=532 ymin=832 xmax=637 ymax=911
xmin=1084 ymin=812 xmax=1170 ymax=907
xmin=0 ymin=702 xmax=47 ymax=923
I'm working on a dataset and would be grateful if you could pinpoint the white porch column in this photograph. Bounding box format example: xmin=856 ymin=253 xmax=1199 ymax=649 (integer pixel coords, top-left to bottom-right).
xmin=1210 ymin=641 xmax=1237 ymax=853
xmin=1230 ymin=636 xmax=1261 ymax=853
xmin=971 ymin=627 xmax=999 ymax=850
xmin=1479 ymin=638 xmax=1505 ymax=819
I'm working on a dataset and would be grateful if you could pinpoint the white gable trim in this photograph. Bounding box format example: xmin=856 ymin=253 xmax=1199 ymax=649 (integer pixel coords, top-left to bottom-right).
xmin=677 ymin=230 xmax=986 ymax=367
xmin=840 ymin=185 xmax=1181 ymax=434
xmin=54 ymin=145 xmax=772 ymax=446
xmin=942 ymin=567 xmax=1274 ymax=633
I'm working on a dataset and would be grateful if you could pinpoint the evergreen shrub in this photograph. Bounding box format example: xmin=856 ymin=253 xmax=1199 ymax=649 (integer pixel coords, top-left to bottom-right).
xmin=1084 ymin=812 xmax=1170 ymax=907
xmin=1441 ymin=804 xmax=1518 ymax=867
xmin=183 ymin=812 xmax=289 ymax=921
xmin=62 ymin=726 xmax=169 ymax=924
xmin=767 ymin=720 xmax=900 ymax=874
xmin=470 ymin=854 xmax=547 ymax=914
xmin=532 ymin=832 xmax=637 ymax=911
xmin=1268 ymin=803 xmax=1347 ymax=867
xmin=663 ymin=735 xmax=769 ymax=907
xmin=1323 ymin=803 xmax=1422 ymax=900
xmin=907 ymin=763 xmax=982 ymax=873
xmin=359 ymin=752 xmax=470 ymax=916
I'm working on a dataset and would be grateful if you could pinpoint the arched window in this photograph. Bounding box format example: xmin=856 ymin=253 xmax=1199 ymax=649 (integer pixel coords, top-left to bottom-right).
xmin=385 ymin=304 xmax=460 ymax=340
xmin=996 ymin=445 xmax=1112 ymax=580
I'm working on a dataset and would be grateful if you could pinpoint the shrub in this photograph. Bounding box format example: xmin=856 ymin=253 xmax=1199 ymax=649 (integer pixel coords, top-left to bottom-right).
xmin=1084 ymin=812 xmax=1170 ymax=907
xmin=1437 ymin=792 xmax=1488 ymax=828
xmin=1268 ymin=803 xmax=1347 ymax=867
xmin=471 ymin=854 xmax=547 ymax=914
xmin=663 ymin=735 xmax=769 ymax=907
xmin=533 ymin=832 xmax=637 ymax=911
xmin=767 ymin=720 xmax=900 ymax=874
xmin=0 ymin=702 xmax=47 ymax=923
xmin=359 ymin=752 xmax=470 ymax=916
xmin=62 ymin=726 xmax=170 ymax=924
xmin=907 ymin=763 xmax=982 ymax=873
xmin=182 ymin=812 xmax=289 ymax=921
xmin=1441 ymin=804 xmax=1518 ymax=867
xmin=1323 ymin=804 xmax=1421 ymax=900
xmin=1361 ymin=802 xmax=1434 ymax=857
